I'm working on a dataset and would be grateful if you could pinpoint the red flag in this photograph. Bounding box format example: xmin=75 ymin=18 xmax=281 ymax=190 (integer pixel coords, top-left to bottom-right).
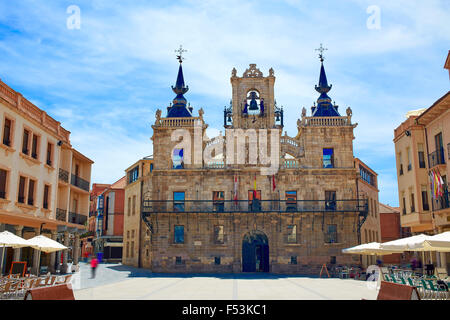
xmin=272 ymin=175 xmax=276 ymax=191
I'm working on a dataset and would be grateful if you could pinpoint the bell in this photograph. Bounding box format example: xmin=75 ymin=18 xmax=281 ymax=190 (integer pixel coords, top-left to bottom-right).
xmin=275 ymin=113 xmax=280 ymax=121
xmin=227 ymin=114 xmax=232 ymax=122
xmin=249 ymin=99 xmax=259 ymax=111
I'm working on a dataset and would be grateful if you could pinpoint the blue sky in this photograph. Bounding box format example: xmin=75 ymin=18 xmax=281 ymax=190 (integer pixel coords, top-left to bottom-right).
xmin=0 ymin=0 xmax=449 ymax=207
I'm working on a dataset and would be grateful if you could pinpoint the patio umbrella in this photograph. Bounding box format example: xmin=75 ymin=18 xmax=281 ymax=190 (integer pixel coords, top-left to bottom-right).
xmin=407 ymin=231 xmax=450 ymax=252
xmin=0 ymin=230 xmax=31 ymax=275
xmin=380 ymin=234 xmax=436 ymax=266
xmin=26 ymin=235 xmax=67 ymax=275
xmin=342 ymin=242 xmax=403 ymax=255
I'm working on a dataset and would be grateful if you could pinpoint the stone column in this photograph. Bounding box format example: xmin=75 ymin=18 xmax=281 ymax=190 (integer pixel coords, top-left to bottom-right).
xmin=31 ymin=227 xmax=41 ymax=275
xmin=61 ymin=231 xmax=69 ymax=274
xmin=48 ymin=231 xmax=58 ymax=274
xmin=13 ymin=225 xmax=24 ymax=261
xmin=73 ymin=232 xmax=80 ymax=266
xmin=440 ymin=252 xmax=447 ymax=269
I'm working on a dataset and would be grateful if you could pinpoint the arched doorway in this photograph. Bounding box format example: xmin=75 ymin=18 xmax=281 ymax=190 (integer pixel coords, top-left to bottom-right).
xmin=242 ymin=231 xmax=269 ymax=272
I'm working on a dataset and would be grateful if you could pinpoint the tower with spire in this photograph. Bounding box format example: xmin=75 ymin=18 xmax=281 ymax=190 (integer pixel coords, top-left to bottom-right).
xmin=311 ymin=44 xmax=340 ymax=117
xmin=166 ymin=46 xmax=193 ymax=118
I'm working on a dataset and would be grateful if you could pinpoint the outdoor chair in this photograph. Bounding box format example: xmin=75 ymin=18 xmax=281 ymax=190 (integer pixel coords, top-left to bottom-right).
xmin=24 ymin=283 xmax=75 ymax=300
xmin=40 ymin=276 xmax=51 ymax=287
xmin=425 ymin=280 xmax=448 ymax=300
xmin=374 ymin=281 xmax=420 ymax=300
xmin=436 ymin=268 xmax=449 ymax=281
xmin=48 ymin=276 xmax=57 ymax=287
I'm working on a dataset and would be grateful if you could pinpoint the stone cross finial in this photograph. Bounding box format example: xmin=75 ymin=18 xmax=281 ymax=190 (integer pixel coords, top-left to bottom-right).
xmin=231 ymin=67 xmax=237 ymax=77
xmin=269 ymin=68 xmax=274 ymax=77
xmin=198 ymin=108 xmax=204 ymax=119
xmin=175 ymin=45 xmax=187 ymax=63
xmin=315 ymin=43 xmax=328 ymax=62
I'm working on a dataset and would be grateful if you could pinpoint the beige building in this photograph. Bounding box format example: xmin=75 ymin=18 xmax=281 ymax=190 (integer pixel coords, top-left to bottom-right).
xmin=0 ymin=79 xmax=93 ymax=275
xmin=355 ymin=158 xmax=381 ymax=267
xmin=393 ymin=51 xmax=450 ymax=271
xmin=122 ymin=156 xmax=153 ymax=268
xmin=124 ymin=55 xmax=370 ymax=274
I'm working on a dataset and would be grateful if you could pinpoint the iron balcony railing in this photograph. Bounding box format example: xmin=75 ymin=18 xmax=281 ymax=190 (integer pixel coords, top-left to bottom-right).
xmin=56 ymin=208 xmax=67 ymax=222
xmin=68 ymin=212 xmax=88 ymax=225
xmin=70 ymin=174 xmax=90 ymax=192
xmin=58 ymin=168 xmax=69 ymax=183
xmin=428 ymin=148 xmax=445 ymax=167
xmin=142 ymin=199 xmax=368 ymax=214
xmin=432 ymin=192 xmax=450 ymax=211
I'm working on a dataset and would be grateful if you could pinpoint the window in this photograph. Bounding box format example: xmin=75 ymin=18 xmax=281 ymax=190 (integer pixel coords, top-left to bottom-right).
xmin=285 ymin=191 xmax=297 ymax=211
xmin=248 ymin=190 xmax=261 ymax=211
xmin=407 ymin=148 xmax=411 ymax=171
xmin=213 ymin=191 xmax=225 ymax=212
xmin=399 ymin=153 xmax=403 ymax=175
xmin=22 ymin=129 xmax=30 ymax=155
xmin=0 ymin=169 xmax=7 ymax=199
xmin=325 ymin=224 xmax=338 ymax=243
xmin=325 ymin=191 xmax=336 ymax=210
xmin=214 ymin=257 xmax=221 ymax=265
xmin=126 ymin=242 xmax=129 ymax=258
xmin=172 ymin=149 xmax=184 ymax=169
xmin=43 ymin=185 xmax=50 ymax=209
xmin=418 ymin=144 xmax=425 ymax=168
xmin=364 ymin=229 xmax=368 ymax=243
xmin=214 ymin=225 xmax=224 ymax=244
xmin=150 ymin=163 xmax=154 ymax=172
xmin=131 ymin=241 xmax=134 ymax=258
xmin=46 ymin=142 xmax=53 ymax=166
xmin=410 ymin=193 xmax=415 ymax=213
xmin=2 ymin=118 xmax=12 ymax=146
xmin=128 ymin=166 xmax=139 ymax=184
xmin=27 ymin=179 xmax=35 ymax=206
xmin=31 ymin=134 xmax=39 ymax=159
xmin=323 ymin=149 xmax=334 ymax=168
xmin=290 ymin=256 xmax=297 ymax=265
xmin=131 ymin=229 xmax=135 ymax=238
xmin=174 ymin=225 xmax=184 ymax=244
xmin=175 ymin=256 xmax=183 ymax=265
xmin=360 ymin=165 xmax=375 ymax=187
xmin=173 ymin=192 xmax=185 ymax=212
xmin=402 ymin=196 xmax=406 ymax=215
xmin=18 ymin=176 xmax=26 ymax=203
xmin=132 ymin=195 xmax=136 ymax=215
xmin=287 ymin=225 xmax=297 ymax=243
xmin=127 ymin=197 xmax=131 ymax=216
xmin=421 ymin=186 xmax=429 ymax=211
xmin=127 ymin=230 xmax=130 ymax=239
xmin=330 ymin=256 xmax=336 ymax=264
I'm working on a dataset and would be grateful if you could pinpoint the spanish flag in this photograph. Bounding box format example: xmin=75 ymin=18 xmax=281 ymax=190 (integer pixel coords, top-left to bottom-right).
xmin=253 ymin=174 xmax=257 ymax=197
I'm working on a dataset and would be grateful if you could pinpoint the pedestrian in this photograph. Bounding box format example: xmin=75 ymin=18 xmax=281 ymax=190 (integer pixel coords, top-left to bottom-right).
xmin=90 ymin=256 xmax=98 ymax=279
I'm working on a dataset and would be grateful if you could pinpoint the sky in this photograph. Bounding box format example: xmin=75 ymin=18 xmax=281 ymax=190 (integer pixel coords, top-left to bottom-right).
xmin=0 ymin=0 xmax=449 ymax=207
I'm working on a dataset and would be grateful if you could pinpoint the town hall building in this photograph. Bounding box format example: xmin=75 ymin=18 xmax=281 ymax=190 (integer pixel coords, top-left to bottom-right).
xmin=123 ymin=48 xmax=369 ymax=274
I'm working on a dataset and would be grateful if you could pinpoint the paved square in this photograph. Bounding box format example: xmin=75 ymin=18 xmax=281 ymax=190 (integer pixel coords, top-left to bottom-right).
xmin=72 ymin=263 xmax=378 ymax=300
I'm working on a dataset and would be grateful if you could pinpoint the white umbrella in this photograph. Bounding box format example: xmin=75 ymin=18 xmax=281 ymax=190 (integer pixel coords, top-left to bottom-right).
xmin=0 ymin=231 xmax=31 ymax=275
xmin=342 ymin=242 xmax=403 ymax=256
xmin=26 ymin=235 xmax=67 ymax=275
xmin=410 ymin=231 xmax=450 ymax=252
xmin=379 ymin=234 xmax=435 ymax=251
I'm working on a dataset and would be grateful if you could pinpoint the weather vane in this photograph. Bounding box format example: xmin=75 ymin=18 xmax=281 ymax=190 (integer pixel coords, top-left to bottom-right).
xmin=175 ymin=45 xmax=187 ymax=63
xmin=315 ymin=43 xmax=328 ymax=62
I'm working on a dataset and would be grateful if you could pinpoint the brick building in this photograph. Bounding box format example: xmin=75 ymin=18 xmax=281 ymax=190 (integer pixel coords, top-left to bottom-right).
xmin=379 ymin=203 xmax=407 ymax=265
xmin=124 ymin=53 xmax=369 ymax=274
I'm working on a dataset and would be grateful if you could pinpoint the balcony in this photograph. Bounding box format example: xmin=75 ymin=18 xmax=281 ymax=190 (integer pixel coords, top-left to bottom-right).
xmin=142 ymin=199 xmax=368 ymax=214
xmin=56 ymin=208 xmax=67 ymax=222
xmin=399 ymin=165 xmax=403 ymax=176
xmin=400 ymin=211 xmax=433 ymax=228
xmin=70 ymin=174 xmax=90 ymax=192
xmin=58 ymin=168 xmax=69 ymax=183
xmin=68 ymin=212 xmax=88 ymax=225
xmin=433 ymin=192 xmax=450 ymax=211
xmin=428 ymin=148 xmax=446 ymax=168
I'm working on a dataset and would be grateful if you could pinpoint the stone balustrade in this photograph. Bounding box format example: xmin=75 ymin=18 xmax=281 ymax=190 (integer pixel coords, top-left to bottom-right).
xmin=303 ymin=116 xmax=350 ymax=127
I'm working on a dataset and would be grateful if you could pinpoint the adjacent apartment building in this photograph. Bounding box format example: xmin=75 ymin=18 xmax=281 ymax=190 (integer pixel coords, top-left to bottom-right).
xmin=393 ymin=51 xmax=450 ymax=271
xmin=0 ymin=79 xmax=93 ymax=274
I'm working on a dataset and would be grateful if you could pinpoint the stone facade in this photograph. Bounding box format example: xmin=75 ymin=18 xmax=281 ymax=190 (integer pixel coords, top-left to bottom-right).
xmin=124 ymin=62 xmax=368 ymax=274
